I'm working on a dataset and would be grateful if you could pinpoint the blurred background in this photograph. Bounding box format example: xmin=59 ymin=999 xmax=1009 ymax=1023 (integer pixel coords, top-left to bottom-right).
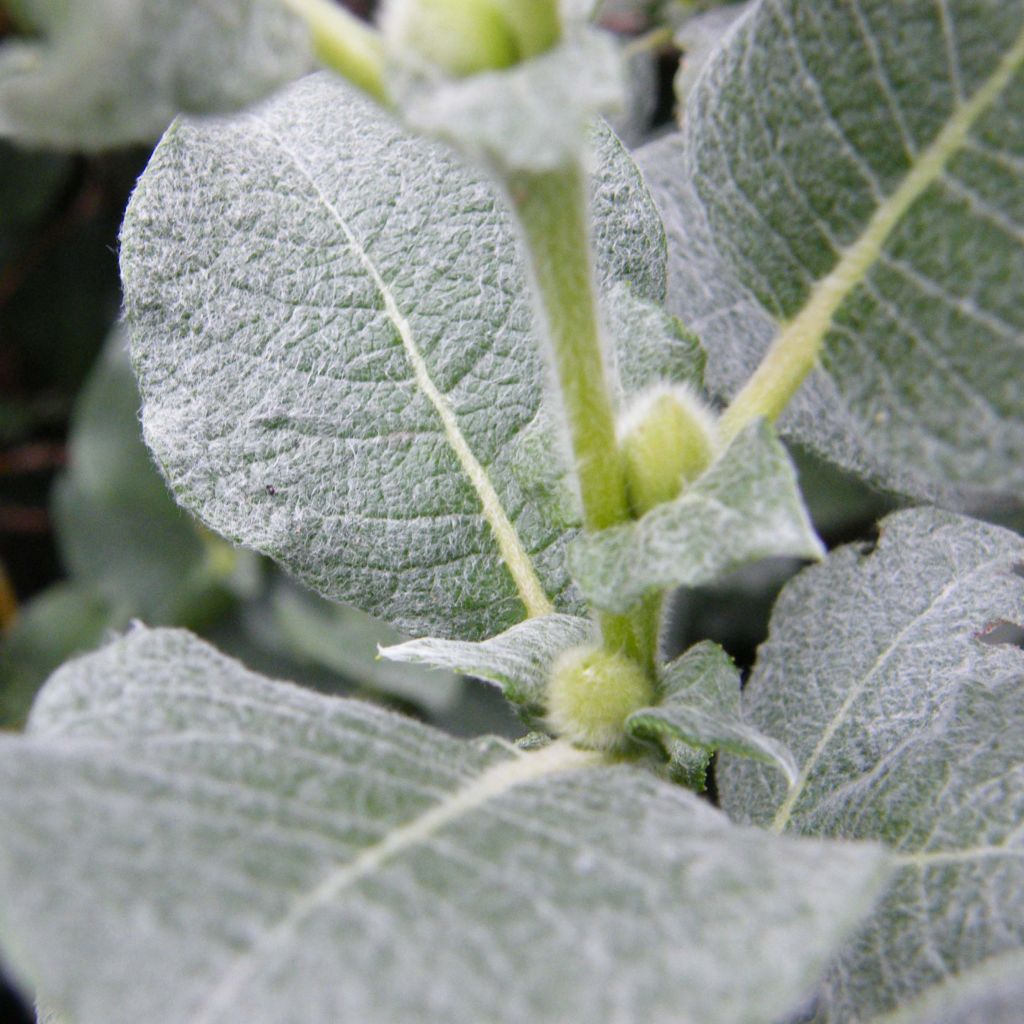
xmin=0 ymin=1 xmax=892 ymax=1018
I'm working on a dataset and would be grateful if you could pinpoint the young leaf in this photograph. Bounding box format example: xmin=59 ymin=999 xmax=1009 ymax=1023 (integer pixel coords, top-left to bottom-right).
xmin=0 ymin=0 xmax=311 ymax=149
xmin=380 ymin=613 xmax=594 ymax=708
xmin=0 ymin=627 xmax=889 ymax=1024
xmin=869 ymin=950 xmax=1024 ymax=1024
xmin=718 ymin=508 xmax=1024 ymax=1021
xmin=641 ymin=0 xmax=1024 ymax=508
xmin=627 ymin=640 xmax=798 ymax=784
xmin=604 ymin=281 xmax=705 ymax=399
xmin=389 ymin=23 xmax=623 ymax=173
xmin=568 ymin=420 xmax=823 ymax=613
xmin=122 ymin=73 xmax=665 ymax=642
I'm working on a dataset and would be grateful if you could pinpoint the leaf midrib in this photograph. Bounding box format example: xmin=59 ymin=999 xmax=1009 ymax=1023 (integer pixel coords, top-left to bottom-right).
xmin=247 ymin=115 xmax=555 ymax=620
xmin=720 ymin=18 xmax=1024 ymax=439
xmin=190 ymin=740 xmax=595 ymax=1024
xmin=771 ymin=554 xmax=1006 ymax=833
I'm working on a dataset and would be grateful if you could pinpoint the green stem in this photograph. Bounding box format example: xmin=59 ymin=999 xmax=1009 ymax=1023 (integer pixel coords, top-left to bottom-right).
xmin=281 ymin=0 xmax=389 ymax=102
xmin=636 ymin=592 xmax=663 ymax=678
xmin=510 ymin=165 xmax=629 ymax=533
xmin=507 ymin=164 xmax=640 ymax=658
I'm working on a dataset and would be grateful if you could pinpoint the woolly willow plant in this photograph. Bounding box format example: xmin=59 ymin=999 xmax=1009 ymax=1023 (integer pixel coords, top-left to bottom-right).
xmin=0 ymin=1 xmax=1022 ymax=1023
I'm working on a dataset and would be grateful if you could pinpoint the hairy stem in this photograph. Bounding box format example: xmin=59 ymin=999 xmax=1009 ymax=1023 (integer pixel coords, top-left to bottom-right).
xmin=281 ymin=0 xmax=388 ymax=102
xmin=510 ymin=166 xmax=628 ymax=533
xmin=505 ymin=159 xmax=643 ymax=655
xmin=508 ymin=165 xmax=641 ymax=656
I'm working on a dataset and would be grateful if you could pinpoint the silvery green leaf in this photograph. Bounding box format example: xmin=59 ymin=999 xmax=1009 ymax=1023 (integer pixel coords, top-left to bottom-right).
xmin=52 ymin=331 xmax=257 ymax=625
xmin=639 ymin=0 xmax=1024 ymax=508
xmin=718 ymin=508 xmax=1024 ymax=1021
xmin=605 ymin=281 xmax=705 ymax=398
xmin=381 ymin=613 xmax=594 ymax=708
xmin=0 ymin=627 xmax=890 ymax=1024
xmin=869 ymin=951 xmax=1024 ymax=1024
xmin=674 ymin=2 xmax=752 ymax=105
xmin=569 ymin=420 xmax=823 ymax=613
xmin=389 ymin=27 xmax=624 ymax=173
xmin=627 ymin=640 xmax=798 ymax=784
xmin=0 ymin=0 xmax=310 ymax=149
xmin=122 ymin=73 xmax=665 ymax=642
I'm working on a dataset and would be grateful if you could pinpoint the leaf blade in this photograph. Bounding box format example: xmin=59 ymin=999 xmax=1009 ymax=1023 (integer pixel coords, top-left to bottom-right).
xmin=718 ymin=508 xmax=1024 ymax=1020
xmin=380 ymin=613 xmax=595 ymax=708
xmin=0 ymin=0 xmax=311 ymax=148
xmin=568 ymin=420 xmax=823 ymax=613
xmin=0 ymin=627 xmax=891 ymax=1024
xmin=642 ymin=0 xmax=1024 ymax=506
xmin=122 ymin=74 xmax=665 ymax=640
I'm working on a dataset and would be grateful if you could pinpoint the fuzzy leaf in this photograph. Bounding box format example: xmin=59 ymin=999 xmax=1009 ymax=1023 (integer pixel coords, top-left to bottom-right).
xmin=870 ymin=951 xmax=1024 ymax=1024
xmin=640 ymin=0 xmax=1024 ymax=508
xmin=628 ymin=640 xmax=797 ymax=784
xmin=52 ymin=331 xmax=256 ymax=624
xmin=390 ymin=26 xmax=624 ymax=173
xmin=605 ymin=281 xmax=705 ymax=398
xmin=380 ymin=614 xmax=594 ymax=709
xmin=122 ymin=73 xmax=665 ymax=642
xmin=0 ymin=628 xmax=890 ymax=1024
xmin=569 ymin=420 xmax=823 ymax=613
xmin=718 ymin=508 xmax=1024 ymax=1021
xmin=0 ymin=0 xmax=310 ymax=149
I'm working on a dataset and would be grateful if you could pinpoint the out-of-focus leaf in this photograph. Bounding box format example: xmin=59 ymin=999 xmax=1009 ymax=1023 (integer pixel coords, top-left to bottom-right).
xmin=0 ymin=0 xmax=310 ymax=148
xmin=0 ymin=583 xmax=111 ymax=729
xmin=0 ymin=627 xmax=890 ymax=1024
xmin=270 ymin=585 xmax=463 ymax=714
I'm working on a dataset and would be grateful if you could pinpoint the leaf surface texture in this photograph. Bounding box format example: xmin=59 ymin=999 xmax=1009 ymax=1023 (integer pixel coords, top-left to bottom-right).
xmin=640 ymin=0 xmax=1024 ymax=506
xmin=0 ymin=627 xmax=890 ymax=1024
xmin=122 ymin=74 xmax=666 ymax=640
xmin=719 ymin=509 xmax=1024 ymax=1021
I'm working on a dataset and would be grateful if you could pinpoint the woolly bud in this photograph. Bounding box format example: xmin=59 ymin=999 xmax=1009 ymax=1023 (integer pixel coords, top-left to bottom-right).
xmin=546 ymin=645 xmax=656 ymax=750
xmin=381 ymin=0 xmax=560 ymax=78
xmin=619 ymin=385 xmax=719 ymax=517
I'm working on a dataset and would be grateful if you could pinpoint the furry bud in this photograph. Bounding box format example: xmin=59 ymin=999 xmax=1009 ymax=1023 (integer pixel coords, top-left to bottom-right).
xmin=546 ymin=645 xmax=656 ymax=750
xmin=619 ymin=385 xmax=719 ymax=516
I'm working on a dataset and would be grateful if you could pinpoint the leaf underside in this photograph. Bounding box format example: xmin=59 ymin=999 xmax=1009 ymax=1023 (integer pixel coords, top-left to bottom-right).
xmin=122 ymin=73 xmax=670 ymax=642
xmin=380 ymin=613 xmax=595 ymax=709
xmin=718 ymin=508 xmax=1024 ymax=1022
xmin=0 ymin=627 xmax=889 ymax=1024
xmin=627 ymin=640 xmax=798 ymax=785
xmin=640 ymin=0 xmax=1024 ymax=508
